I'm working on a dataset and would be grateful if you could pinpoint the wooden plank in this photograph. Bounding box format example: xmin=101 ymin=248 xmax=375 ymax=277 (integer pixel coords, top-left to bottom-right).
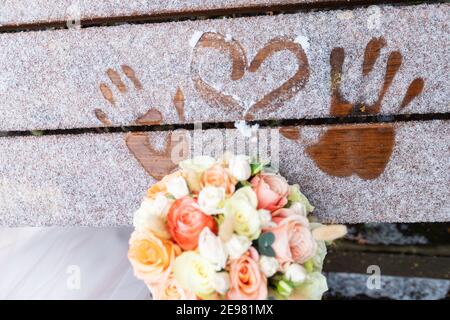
xmin=334 ymin=241 xmax=450 ymax=257
xmin=0 ymin=1 xmax=398 ymax=28
xmin=324 ymin=251 xmax=450 ymax=280
xmin=0 ymin=4 xmax=448 ymax=131
xmin=344 ymin=222 xmax=450 ymax=247
xmin=325 ymin=272 xmax=450 ymax=300
xmin=0 ymin=120 xmax=448 ymax=226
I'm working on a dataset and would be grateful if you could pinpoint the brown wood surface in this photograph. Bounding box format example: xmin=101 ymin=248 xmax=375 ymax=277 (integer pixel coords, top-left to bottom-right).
xmin=0 ymin=121 xmax=448 ymax=226
xmin=0 ymin=4 xmax=447 ymax=131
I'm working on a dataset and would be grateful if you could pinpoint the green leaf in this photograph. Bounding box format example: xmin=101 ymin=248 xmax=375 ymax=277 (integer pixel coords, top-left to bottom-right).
xmin=250 ymin=163 xmax=264 ymax=175
xmin=288 ymin=184 xmax=314 ymax=213
xmin=258 ymin=232 xmax=276 ymax=257
xmin=276 ymin=280 xmax=293 ymax=297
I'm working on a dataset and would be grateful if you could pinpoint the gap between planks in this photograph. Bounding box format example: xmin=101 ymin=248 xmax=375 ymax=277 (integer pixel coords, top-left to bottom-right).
xmin=0 ymin=0 xmax=445 ymax=34
xmin=1 ymin=112 xmax=449 ymax=138
xmin=323 ymin=250 xmax=450 ymax=279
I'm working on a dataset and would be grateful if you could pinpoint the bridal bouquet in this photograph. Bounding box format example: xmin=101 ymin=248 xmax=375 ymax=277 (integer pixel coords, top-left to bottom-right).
xmin=128 ymin=154 xmax=346 ymax=300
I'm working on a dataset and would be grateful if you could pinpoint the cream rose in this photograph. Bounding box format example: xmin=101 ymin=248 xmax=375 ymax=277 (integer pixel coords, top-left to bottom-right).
xmin=173 ymin=251 xmax=216 ymax=298
xmin=225 ymin=234 xmax=252 ymax=260
xmin=164 ymin=175 xmax=189 ymax=199
xmin=228 ymin=155 xmax=251 ymax=181
xmin=258 ymin=209 xmax=276 ymax=228
xmin=212 ymin=272 xmax=230 ymax=295
xmin=285 ymin=264 xmax=307 ymax=284
xmin=290 ymin=272 xmax=328 ymax=300
xmin=180 ymin=155 xmax=216 ymax=172
xmin=225 ymin=198 xmax=261 ymax=240
xmin=259 ymin=256 xmax=279 ymax=277
xmin=232 ymin=186 xmax=258 ymax=207
xmin=133 ymin=195 xmax=172 ymax=239
xmin=198 ymin=227 xmax=228 ymax=271
xmin=197 ymin=186 xmax=225 ymax=215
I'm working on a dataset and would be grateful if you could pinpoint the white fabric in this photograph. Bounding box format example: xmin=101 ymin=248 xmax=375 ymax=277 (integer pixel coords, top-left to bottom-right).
xmin=0 ymin=227 xmax=149 ymax=300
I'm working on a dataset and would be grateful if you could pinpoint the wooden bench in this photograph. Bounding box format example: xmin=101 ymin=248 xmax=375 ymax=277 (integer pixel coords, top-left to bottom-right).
xmin=0 ymin=1 xmax=448 ymax=298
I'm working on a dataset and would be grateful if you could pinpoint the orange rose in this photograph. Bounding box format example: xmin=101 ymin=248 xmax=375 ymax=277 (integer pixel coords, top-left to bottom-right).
xmin=227 ymin=248 xmax=268 ymax=300
xmin=167 ymin=197 xmax=217 ymax=250
xmin=128 ymin=228 xmax=179 ymax=284
xmin=202 ymin=164 xmax=237 ymax=196
xmin=251 ymin=174 xmax=289 ymax=212
xmin=147 ymin=274 xmax=197 ymax=300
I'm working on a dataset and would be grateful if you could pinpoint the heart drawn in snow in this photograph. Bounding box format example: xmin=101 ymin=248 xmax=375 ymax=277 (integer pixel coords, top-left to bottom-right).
xmin=190 ymin=32 xmax=310 ymax=120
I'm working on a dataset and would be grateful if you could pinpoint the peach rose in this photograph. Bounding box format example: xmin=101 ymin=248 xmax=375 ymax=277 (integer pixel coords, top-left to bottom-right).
xmin=148 ymin=171 xmax=185 ymax=199
xmin=202 ymin=164 xmax=237 ymax=196
xmin=167 ymin=196 xmax=217 ymax=250
xmin=272 ymin=203 xmax=306 ymax=218
xmin=128 ymin=228 xmax=179 ymax=284
xmin=147 ymin=274 xmax=197 ymax=300
xmin=227 ymin=247 xmax=268 ymax=300
xmin=251 ymin=174 xmax=289 ymax=212
xmin=266 ymin=215 xmax=316 ymax=269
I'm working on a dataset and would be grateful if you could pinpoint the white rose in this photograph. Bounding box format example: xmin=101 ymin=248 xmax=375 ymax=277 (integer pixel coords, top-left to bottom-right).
xmin=136 ymin=195 xmax=171 ymax=219
xmin=289 ymin=202 xmax=307 ymax=217
xmin=164 ymin=175 xmax=189 ymax=199
xmin=258 ymin=209 xmax=276 ymax=228
xmin=292 ymin=272 xmax=328 ymax=300
xmin=198 ymin=227 xmax=228 ymax=271
xmin=228 ymin=155 xmax=251 ymax=181
xmin=259 ymin=256 xmax=279 ymax=277
xmin=173 ymin=251 xmax=216 ymax=298
xmin=198 ymin=186 xmax=225 ymax=215
xmin=212 ymin=272 xmax=230 ymax=295
xmin=179 ymin=155 xmax=215 ymax=172
xmin=285 ymin=264 xmax=307 ymax=284
xmin=133 ymin=195 xmax=172 ymax=239
xmin=225 ymin=234 xmax=252 ymax=260
xmin=225 ymin=187 xmax=261 ymax=239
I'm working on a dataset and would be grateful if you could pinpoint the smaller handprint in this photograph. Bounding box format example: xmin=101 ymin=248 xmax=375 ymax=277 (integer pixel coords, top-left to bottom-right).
xmin=306 ymin=37 xmax=425 ymax=180
xmin=126 ymin=87 xmax=189 ymax=180
xmin=96 ymin=65 xmax=163 ymax=126
xmin=95 ymin=65 xmax=188 ymax=180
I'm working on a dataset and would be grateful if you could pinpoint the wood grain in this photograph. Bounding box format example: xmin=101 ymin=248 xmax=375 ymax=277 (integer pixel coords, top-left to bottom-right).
xmin=0 ymin=120 xmax=448 ymax=226
xmin=0 ymin=4 xmax=447 ymax=131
